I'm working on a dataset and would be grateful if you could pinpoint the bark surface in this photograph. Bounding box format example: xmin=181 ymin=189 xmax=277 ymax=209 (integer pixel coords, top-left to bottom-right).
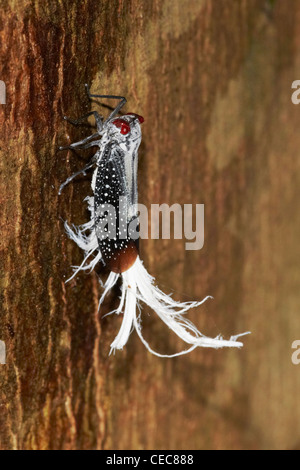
xmin=0 ymin=0 xmax=300 ymax=450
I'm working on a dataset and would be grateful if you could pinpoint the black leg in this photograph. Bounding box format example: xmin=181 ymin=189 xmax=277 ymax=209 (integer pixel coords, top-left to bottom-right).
xmin=85 ymin=84 xmax=127 ymax=121
xmin=58 ymin=157 xmax=97 ymax=195
xmin=59 ymin=132 xmax=100 ymax=151
xmin=64 ymin=111 xmax=103 ymax=133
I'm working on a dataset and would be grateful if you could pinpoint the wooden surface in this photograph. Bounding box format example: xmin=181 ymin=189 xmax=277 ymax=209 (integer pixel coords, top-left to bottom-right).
xmin=1 ymin=0 xmax=300 ymax=450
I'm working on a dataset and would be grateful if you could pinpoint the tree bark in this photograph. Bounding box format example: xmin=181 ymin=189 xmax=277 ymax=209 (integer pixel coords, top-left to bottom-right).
xmin=0 ymin=0 xmax=300 ymax=450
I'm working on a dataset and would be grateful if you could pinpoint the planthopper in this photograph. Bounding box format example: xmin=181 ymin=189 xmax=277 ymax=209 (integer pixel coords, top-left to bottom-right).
xmin=59 ymin=85 xmax=249 ymax=357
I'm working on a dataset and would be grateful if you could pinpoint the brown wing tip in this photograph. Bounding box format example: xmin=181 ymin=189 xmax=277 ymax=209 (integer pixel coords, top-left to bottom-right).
xmin=107 ymin=241 xmax=139 ymax=274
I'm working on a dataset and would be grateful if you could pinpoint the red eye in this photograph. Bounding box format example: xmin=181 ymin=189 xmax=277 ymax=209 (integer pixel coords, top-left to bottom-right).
xmin=127 ymin=113 xmax=144 ymax=124
xmin=112 ymin=118 xmax=130 ymax=135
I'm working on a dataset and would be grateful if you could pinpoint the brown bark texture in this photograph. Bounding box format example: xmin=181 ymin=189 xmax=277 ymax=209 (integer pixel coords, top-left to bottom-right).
xmin=0 ymin=0 xmax=300 ymax=450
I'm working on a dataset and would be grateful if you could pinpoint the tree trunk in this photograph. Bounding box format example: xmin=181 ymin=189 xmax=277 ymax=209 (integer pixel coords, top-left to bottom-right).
xmin=0 ymin=0 xmax=300 ymax=450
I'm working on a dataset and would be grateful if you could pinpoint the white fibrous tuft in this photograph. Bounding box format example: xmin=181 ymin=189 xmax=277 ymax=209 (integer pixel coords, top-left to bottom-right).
xmin=99 ymin=258 xmax=250 ymax=358
xmin=65 ymin=196 xmax=102 ymax=282
xmin=65 ymin=198 xmax=249 ymax=357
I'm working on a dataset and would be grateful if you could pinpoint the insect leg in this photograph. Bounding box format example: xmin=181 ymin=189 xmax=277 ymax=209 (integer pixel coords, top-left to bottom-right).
xmin=58 ymin=156 xmax=97 ymax=195
xmin=64 ymin=111 xmax=104 ymax=133
xmin=85 ymin=84 xmax=127 ymax=121
xmin=59 ymin=132 xmax=100 ymax=151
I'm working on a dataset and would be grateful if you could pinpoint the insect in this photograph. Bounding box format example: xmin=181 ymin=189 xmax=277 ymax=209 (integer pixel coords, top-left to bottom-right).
xmin=59 ymin=85 xmax=249 ymax=357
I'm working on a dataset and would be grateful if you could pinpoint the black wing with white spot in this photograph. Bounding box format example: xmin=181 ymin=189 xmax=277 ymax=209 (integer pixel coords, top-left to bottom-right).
xmin=94 ymin=144 xmax=139 ymax=272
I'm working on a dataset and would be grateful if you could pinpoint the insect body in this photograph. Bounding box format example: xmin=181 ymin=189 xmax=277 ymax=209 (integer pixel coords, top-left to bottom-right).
xmin=59 ymin=85 xmax=249 ymax=357
xmin=93 ymin=114 xmax=142 ymax=273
